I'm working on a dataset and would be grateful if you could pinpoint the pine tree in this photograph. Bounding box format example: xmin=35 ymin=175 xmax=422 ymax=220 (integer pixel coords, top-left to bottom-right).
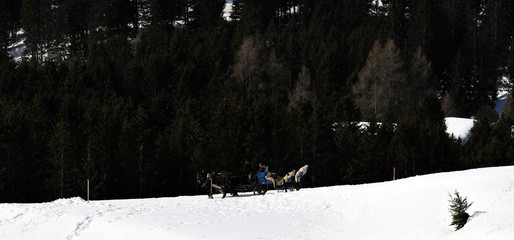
xmin=60 ymin=0 xmax=91 ymax=57
xmin=86 ymin=34 xmax=132 ymax=94
xmin=0 ymin=52 xmax=16 ymax=93
xmin=348 ymin=121 xmax=395 ymax=184
xmin=230 ymin=0 xmax=242 ymax=22
xmin=89 ymin=0 xmax=139 ymax=38
xmin=445 ymin=1 xmax=499 ymax=117
xmin=333 ymin=119 xmax=360 ymax=185
xmin=0 ymin=0 xmax=21 ymax=47
xmin=0 ymin=0 xmax=21 ymax=50
xmin=445 ymin=46 xmax=474 ymax=117
xmin=237 ymin=0 xmax=275 ymax=35
xmin=156 ymin=100 xmax=201 ymax=196
xmin=117 ymin=103 xmax=151 ymax=197
xmin=482 ymin=0 xmax=513 ymax=53
xmin=394 ymin=92 xmax=456 ymax=177
xmin=193 ymin=0 xmax=225 ymax=30
xmin=430 ymin=0 xmax=468 ymax=93
xmin=81 ymin=97 xmax=124 ymax=199
xmin=0 ymin=100 xmax=24 ymax=201
xmin=464 ymin=106 xmax=498 ymax=167
xmin=133 ymin=24 xmax=174 ymax=99
xmin=147 ymin=0 xmax=183 ymax=26
xmin=181 ymin=0 xmax=195 ymax=32
xmin=205 ymin=93 xmax=247 ymax=172
xmin=387 ymin=0 xmax=410 ymax=48
xmin=448 ymin=190 xmax=473 ymax=231
xmin=48 ymin=117 xmax=76 ymax=199
xmin=407 ymin=0 xmax=433 ymax=54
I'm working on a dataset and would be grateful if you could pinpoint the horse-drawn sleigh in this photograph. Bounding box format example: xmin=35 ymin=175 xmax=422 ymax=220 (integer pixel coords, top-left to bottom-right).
xmin=196 ymin=165 xmax=308 ymax=199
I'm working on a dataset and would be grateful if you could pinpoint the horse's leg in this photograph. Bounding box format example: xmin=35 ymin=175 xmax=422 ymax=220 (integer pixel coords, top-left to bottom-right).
xmin=208 ymin=181 xmax=213 ymax=199
xmin=224 ymin=177 xmax=233 ymax=197
xmin=230 ymin=183 xmax=238 ymax=197
xmin=206 ymin=187 xmax=212 ymax=198
xmin=221 ymin=187 xmax=227 ymax=198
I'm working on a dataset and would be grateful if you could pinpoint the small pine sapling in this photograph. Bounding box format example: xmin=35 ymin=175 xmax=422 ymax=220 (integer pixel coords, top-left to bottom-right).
xmin=448 ymin=190 xmax=473 ymax=230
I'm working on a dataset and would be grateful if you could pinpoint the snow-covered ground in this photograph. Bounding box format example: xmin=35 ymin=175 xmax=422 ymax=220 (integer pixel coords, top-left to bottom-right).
xmin=1 ymin=166 xmax=513 ymax=240
xmin=2 ymin=8 xmax=512 ymax=239
xmin=445 ymin=117 xmax=474 ymax=145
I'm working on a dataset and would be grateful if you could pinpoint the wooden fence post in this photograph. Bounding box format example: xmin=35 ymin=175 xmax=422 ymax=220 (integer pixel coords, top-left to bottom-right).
xmin=87 ymin=179 xmax=90 ymax=202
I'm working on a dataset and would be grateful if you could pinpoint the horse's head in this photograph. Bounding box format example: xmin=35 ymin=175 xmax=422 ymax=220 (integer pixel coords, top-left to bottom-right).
xmin=196 ymin=170 xmax=211 ymax=188
xmin=196 ymin=172 xmax=205 ymax=186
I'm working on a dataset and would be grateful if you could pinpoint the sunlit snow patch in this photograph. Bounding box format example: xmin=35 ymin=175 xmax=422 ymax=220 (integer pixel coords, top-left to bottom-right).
xmin=445 ymin=117 xmax=474 ymax=145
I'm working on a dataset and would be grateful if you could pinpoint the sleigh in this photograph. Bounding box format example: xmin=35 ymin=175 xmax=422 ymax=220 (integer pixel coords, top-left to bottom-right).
xmin=233 ymin=165 xmax=308 ymax=195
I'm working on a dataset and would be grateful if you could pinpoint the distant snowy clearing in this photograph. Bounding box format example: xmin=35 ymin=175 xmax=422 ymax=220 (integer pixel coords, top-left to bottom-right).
xmin=445 ymin=117 xmax=474 ymax=145
xmin=1 ymin=166 xmax=513 ymax=240
xmin=354 ymin=117 xmax=474 ymax=145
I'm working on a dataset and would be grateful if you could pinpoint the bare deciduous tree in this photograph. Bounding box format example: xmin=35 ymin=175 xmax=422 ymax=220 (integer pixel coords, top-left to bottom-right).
xmin=289 ymin=65 xmax=313 ymax=108
xmin=409 ymin=47 xmax=432 ymax=91
xmin=404 ymin=46 xmax=434 ymax=109
xmin=232 ymin=36 xmax=265 ymax=100
xmin=353 ymin=39 xmax=406 ymax=121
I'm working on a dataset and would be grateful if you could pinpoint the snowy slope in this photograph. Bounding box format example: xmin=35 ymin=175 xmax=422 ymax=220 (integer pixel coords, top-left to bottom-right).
xmin=445 ymin=117 xmax=474 ymax=145
xmin=1 ymin=166 xmax=513 ymax=240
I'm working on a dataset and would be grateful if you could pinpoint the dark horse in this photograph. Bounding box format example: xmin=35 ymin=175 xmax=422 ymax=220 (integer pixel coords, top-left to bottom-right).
xmin=196 ymin=170 xmax=238 ymax=199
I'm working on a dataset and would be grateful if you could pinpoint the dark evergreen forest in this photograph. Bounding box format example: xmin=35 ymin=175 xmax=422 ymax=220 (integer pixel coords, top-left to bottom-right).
xmin=1 ymin=0 xmax=514 ymax=202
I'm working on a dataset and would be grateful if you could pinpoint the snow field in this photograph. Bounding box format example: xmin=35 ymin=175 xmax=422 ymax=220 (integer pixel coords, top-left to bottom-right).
xmin=1 ymin=166 xmax=514 ymax=239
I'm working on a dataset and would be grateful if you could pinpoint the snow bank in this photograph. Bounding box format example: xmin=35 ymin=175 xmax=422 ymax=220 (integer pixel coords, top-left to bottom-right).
xmin=445 ymin=117 xmax=474 ymax=145
xmin=1 ymin=166 xmax=514 ymax=240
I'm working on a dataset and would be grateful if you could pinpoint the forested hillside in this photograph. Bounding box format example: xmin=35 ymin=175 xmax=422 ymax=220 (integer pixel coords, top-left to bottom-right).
xmin=1 ymin=0 xmax=514 ymax=202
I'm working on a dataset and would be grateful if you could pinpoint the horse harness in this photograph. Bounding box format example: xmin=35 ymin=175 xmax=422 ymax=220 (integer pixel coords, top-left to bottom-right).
xmin=204 ymin=172 xmax=225 ymax=199
xmin=206 ymin=172 xmax=224 ymax=190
